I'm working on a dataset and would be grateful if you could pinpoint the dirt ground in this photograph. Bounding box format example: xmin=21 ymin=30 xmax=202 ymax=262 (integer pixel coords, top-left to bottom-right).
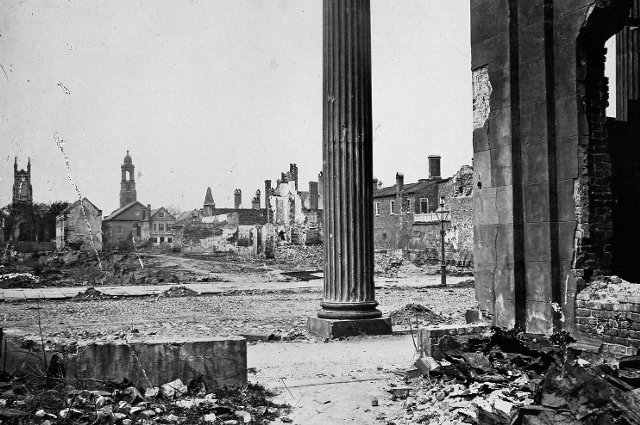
xmin=2 ymin=285 xmax=475 ymax=343
xmin=1 ymin=249 xmax=478 ymax=424
xmin=0 ymin=247 xmax=471 ymax=289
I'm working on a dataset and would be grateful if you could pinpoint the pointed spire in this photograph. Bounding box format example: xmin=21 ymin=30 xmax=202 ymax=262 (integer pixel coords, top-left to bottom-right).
xmin=204 ymin=187 xmax=214 ymax=205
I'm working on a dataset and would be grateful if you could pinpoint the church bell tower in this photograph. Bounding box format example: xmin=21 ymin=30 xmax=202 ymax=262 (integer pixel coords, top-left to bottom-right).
xmin=120 ymin=150 xmax=137 ymax=207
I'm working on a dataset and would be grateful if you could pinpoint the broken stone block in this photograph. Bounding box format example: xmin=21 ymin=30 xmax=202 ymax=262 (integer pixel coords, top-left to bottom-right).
xmin=235 ymin=410 xmax=252 ymax=423
xmin=465 ymin=309 xmax=482 ymax=323
xmin=204 ymin=413 xmax=216 ymax=422
xmin=414 ymin=356 xmax=439 ymax=376
xmin=161 ymin=379 xmax=188 ymax=399
xmin=145 ymin=387 xmax=160 ymax=398
xmin=390 ymin=387 xmax=411 ymax=400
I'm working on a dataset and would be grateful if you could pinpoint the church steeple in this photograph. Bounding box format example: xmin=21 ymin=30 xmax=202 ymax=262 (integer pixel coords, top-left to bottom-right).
xmin=202 ymin=187 xmax=215 ymax=217
xmin=13 ymin=157 xmax=33 ymax=205
xmin=120 ymin=150 xmax=137 ymax=207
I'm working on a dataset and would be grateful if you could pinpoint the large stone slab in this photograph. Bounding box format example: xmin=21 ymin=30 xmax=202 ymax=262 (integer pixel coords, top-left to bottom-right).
xmin=2 ymin=333 xmax=246 ymax=390
xmin=307 ymin=316 xmax=392 ymax=339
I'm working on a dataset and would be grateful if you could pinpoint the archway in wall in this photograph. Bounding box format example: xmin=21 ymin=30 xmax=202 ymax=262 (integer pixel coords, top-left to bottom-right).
xmin=576 ymin=0 xmax=640 ymax=283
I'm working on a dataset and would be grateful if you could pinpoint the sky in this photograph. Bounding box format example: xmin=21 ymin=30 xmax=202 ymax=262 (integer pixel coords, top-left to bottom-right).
xmin=0 ymin=0 xmax=472 ymax=214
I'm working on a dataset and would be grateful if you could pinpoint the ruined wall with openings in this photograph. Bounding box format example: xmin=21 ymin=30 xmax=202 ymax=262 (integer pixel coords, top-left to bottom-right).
xmin=471 ymin=0 xmax=631 ymax=335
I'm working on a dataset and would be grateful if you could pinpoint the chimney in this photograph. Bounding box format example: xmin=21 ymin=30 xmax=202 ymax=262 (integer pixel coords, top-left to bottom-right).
xmin=234 ymin=189 xmax=242 ymax=209
xmin=309 ymin=181 xmax=319 ymax=210
xmin=429 ymin=155 xmax=441 ymax=179
xmin=264 ymin=180 xmax=271 ymax=206
xmin=252 ymin=190 xmax=261 ymax=209
xmin=395 ymin=173 xmax=404 ymax=214
xmin=373 ymin=178 xmax=379 ymax=193
xmin=289 ymin=163 xmax=299 ymax=190
xmin=395 ymin=173 xmax=404 ymax=195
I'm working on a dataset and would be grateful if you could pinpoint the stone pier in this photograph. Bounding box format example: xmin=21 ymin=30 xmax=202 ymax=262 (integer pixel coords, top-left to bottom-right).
xmin=308 ymin=0 xmax=391 ymax=338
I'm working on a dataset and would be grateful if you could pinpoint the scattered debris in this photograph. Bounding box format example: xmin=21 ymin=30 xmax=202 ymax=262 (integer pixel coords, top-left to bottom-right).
xmin=0 ymin=375 xmax=289 ymax=425
xmin=389 ymin=303 xmax=446 ymax=327
xmin=389 ymin=327 xmax=640 ymax=424
xmin=159 ymin=286 xmax=199 ymax=298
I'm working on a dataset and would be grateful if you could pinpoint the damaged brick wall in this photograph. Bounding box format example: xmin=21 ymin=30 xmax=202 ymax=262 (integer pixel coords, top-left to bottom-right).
xmin=574 ymin=40 xmax=615 ymax=280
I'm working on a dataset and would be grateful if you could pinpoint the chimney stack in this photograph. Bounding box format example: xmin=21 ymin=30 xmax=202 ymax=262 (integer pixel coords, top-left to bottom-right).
xmin=428 ymin=155 xmax=441 ymax=179
xmin=395 ymin=173 xmax=404 ymax=195
xmin=373 ymin=177 xmax=378 ymax=193
xmin=309 ymin=181 xmax=319 ymax=210
xmin=234 ymin=189 xmax=242 ymax=209
xmin=289 ymin=163 xmax=299 ymax=190
xmin=252 ymin=190 xmax=261 ymax=209
xmin=396 ymin=173 xmax=404 ymax=214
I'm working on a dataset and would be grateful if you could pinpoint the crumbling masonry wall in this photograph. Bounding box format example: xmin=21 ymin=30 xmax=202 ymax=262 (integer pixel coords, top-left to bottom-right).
xmin=471 ymin=0 xmax=631 ymax=334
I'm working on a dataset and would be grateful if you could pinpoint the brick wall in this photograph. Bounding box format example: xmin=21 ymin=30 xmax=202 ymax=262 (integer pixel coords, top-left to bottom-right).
xmin=574 ymin=42 xmax=614 ymax=279
xmin=373 ymin=196 xmax=404 ymax=249
xmin=575 ymin=279 xmax=640 ymax=357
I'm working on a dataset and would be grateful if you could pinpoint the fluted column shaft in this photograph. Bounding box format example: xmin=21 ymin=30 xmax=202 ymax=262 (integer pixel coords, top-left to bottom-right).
xmin=319 ymin=0 xmax=380 ymax=320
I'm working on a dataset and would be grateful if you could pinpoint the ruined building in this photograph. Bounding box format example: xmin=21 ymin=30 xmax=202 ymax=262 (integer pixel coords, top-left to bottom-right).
xmin=55 ymin=198 xmax=103 ymax=251
xmin=266 ymin=163 xmax=323 ymax=245
xmin=373 ymin=156 xmax=474 ymax=266
xmin=471 ymin=0 xmax=640 ymax=350
xmin=175 ymin=187 xmax=268 ymax=254
xmin=373 ymin=156 xmax=444 ymax=250
xmin=13 ymin=157 xmax=33 ymax=205
xmin=0 ymin=158 xmax=63 ymax=251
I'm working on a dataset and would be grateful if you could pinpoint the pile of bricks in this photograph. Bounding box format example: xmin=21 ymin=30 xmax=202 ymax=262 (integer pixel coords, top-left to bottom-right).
xmin=417 ymin=323 xmax=490 ymax=359
xmin=575 ymin=279 xmax=640 ymax=356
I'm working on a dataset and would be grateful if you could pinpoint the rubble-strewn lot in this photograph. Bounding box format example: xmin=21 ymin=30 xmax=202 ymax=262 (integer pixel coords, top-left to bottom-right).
xmin=1 ymin=286 xmax=475 ymax=343
xmin=0 ymin=247 xmax=469 ymax=290
xmin=386 ymin=328 xmax=640 ymax=425
xmin=0 ymin=247 xmax=326 ymax=289
xmin=0 ymin=377 xmax=291 ymax=425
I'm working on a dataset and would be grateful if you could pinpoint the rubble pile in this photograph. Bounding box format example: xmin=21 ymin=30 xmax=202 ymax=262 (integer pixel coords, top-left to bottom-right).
xmin=0 ymin=377 xmax=290 ymax=425
xmin=389 ymin=303 xmax=447 ymax=328
xmin=274 ymin=244 xmax=322 ymax=270
xmin=389 ymin=327 xmax=640 ymax=424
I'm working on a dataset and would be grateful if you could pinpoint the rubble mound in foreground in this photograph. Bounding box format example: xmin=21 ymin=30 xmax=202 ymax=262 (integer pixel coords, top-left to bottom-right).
xmin=390 ymin=327 xmax=640 ymax=424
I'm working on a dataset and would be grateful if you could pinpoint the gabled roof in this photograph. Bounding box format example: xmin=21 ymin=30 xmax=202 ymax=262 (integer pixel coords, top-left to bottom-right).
xmin=176 ymin=209 xmax=200 ymax=222
xmin=57 ymin=197 xmax=102 ymax=218
xmin=103 ymin=201 xmax=145 ymax=221
xmin=149 ymin=206 xmax=175 ymax=221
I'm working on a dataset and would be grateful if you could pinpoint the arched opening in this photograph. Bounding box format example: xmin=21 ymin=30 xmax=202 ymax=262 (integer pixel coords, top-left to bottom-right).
xmin=575 ymin=1 xmax=638 ymax=282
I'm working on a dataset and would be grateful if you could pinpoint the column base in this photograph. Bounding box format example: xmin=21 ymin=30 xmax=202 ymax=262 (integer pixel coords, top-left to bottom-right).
xmin=307 ymin=316 xmax=393 ymax=339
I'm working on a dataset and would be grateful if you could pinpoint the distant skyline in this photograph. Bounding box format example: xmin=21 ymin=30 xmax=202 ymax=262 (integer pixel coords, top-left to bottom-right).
xmin=1 ymin=0 xmax=472 ymax=214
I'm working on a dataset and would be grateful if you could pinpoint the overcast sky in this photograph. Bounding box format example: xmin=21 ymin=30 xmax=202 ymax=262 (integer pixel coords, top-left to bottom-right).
xmin=0 ymin=0 xmax=472 ymax=214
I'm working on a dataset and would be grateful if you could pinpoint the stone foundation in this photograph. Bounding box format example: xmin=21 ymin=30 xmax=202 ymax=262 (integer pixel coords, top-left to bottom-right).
xmin=306 ymin=317 xmax=393 ymax=339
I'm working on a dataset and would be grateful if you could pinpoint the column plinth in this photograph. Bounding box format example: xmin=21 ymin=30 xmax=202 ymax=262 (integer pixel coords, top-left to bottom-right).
xmin=309 ymin=0 xmax=385 ymax=329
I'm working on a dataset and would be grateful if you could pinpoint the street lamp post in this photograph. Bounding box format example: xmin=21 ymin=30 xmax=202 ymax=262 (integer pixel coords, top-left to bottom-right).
xmin=434 ymin=196 xmax=450 ymax=286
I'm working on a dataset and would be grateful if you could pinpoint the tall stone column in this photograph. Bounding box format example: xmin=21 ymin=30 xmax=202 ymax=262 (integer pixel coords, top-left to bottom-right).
xmin=308 ymin=0 xmax=390 ymax=337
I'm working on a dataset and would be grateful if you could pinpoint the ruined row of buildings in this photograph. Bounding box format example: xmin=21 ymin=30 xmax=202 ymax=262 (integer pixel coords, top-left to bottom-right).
xmin=173 ymin=163 xmax=324 ymax=255
xmin=3 ymin=150 xmax=473 ymax=264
